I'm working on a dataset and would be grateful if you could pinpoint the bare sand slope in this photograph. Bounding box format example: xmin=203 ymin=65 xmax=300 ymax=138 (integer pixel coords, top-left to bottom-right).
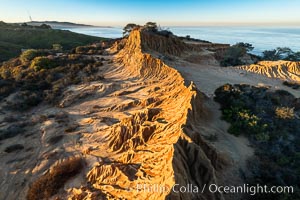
xmin=169 ymin=54 xmax=299 ymax=200
xmin=238 ymin=60 xmax=300 ymax=83
xmin=172 ymin=61 xmax=300 ymax=98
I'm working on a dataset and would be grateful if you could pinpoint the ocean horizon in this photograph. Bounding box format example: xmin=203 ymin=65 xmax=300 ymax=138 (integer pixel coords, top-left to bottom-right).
xmin=61 ymin=26 xmax=300 ymax=55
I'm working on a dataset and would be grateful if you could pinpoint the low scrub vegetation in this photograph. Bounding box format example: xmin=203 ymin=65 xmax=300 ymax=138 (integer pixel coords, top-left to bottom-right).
xmin=215 ymin=84 xmax=300 ymax=200
xmin=283 ymin=81 xmax=300 ymax=89
xmin=219 ymin=44 xmax=300 ymax=67
xmin=220 ymin=42 xmax=257 ymax=67
xmin=222 ymin=107 xmax=269 ymax=141
xmin=30 ymin=56 xmax=58 ymax=71
xmin=0 ymin=49 xmax=105 ymax=110
xmin=74 ymin=45 xmax=104 ymax=55
xmin=262 ymin=47 xmax=300 ymax=61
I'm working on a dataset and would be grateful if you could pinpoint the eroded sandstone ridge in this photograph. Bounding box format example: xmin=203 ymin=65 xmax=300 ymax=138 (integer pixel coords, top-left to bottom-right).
xmin=0 ymin=30 xmax=225 ymax=200
xmin=239 ymin=61 xmax=300 ymax=83
xmin=74 ymin=30 xmax=224 ymax=199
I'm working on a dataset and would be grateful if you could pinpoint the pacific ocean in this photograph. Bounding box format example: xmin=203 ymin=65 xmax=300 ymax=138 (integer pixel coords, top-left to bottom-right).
xmin=61 ymin=26 xmax=300 ymax=55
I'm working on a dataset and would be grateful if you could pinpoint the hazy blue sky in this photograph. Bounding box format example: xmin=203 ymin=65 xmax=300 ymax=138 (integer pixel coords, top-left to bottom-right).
xmin=0 ymin=0 xmax=299 ymax=26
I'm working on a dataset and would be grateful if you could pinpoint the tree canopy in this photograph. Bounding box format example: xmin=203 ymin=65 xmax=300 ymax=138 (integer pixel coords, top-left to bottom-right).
xmin=221 ymin=42 xmax=254 ymax=67
xmin=235 ymin=42 xmax=254 ymax=54
xmin=143 ymin=22 xmax=158 ymax=32
xmin=123 ymin=23 xmax=140 ymax=36
xmin=123 ymin=22 xmax=159 ymax=36
xmin=262 ymin=47 xmax=300 ymax=61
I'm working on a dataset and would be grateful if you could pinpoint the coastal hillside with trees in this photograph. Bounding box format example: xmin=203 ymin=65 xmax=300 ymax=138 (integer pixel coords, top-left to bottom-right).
xmin=0 ymin=21 xmax=105 ymax=62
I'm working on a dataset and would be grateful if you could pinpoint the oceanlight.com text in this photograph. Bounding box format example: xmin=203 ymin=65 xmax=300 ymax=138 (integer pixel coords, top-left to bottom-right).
xmin=208 ymin=184 xmax=294 ymax=196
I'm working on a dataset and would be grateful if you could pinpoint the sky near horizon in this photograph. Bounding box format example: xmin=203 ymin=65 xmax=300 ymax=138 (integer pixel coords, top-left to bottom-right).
xmin=0 ymin=0 xmax=300 ymax=26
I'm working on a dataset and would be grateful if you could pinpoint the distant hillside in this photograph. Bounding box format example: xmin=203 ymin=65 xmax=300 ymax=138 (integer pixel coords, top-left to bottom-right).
xmin=24 ymin=21 xmax=112 ymax=29
xmin=26 ymin=21 xmax=94 ymax=28
xmin=0 ymin=21 xmax=106 ymax=62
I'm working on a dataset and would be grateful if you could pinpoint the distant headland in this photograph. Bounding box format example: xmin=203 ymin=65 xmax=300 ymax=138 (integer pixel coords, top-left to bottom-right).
xmin=23 ymin=21 xmax=112 ymax=28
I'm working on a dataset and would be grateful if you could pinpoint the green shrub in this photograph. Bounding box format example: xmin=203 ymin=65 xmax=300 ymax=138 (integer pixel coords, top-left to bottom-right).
xmin=20 ymin=49 xmax=39 ymax=63
xmin=220 ymin=43 xmax=253 ymax=67
xmin=75 ymin=46 xmax=87 ymax=54
xmin=223 ymin=107 xmax=267 ymax=137
xmin=262 ymin=47 xmax=300 ymax=61
xmin=52 ymin=44 xmax=63 ymax=51
xmin=254 ymin=131 xmax=270 ymax=142
xmin=277 ymin=156 xmax=290 ymax=166
xmin=215 ymin=83 xmax=300 ymax=199
xmin=30 ymin=56 xmax=57 ymax=71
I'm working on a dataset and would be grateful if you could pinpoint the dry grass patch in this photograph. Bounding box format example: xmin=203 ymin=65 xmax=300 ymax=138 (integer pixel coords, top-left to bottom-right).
xmin=27 ymin=156 xmax=84 ymax=200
